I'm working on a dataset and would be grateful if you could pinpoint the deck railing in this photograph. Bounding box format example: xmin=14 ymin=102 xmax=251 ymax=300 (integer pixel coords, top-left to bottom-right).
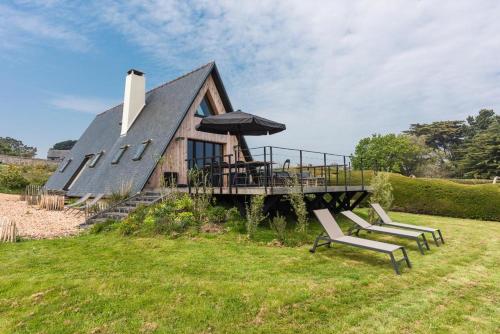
xmin=185 ymin=145 xmax=368 ymax=195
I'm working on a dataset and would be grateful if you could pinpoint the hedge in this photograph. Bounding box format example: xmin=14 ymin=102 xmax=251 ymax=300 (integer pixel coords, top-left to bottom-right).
xmin=388 ymin=173 xmax=500 ymax=221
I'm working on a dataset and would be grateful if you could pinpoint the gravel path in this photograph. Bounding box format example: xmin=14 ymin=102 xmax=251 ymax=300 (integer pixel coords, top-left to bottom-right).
xmin=0 ymin=194 xmax=84 ymax=239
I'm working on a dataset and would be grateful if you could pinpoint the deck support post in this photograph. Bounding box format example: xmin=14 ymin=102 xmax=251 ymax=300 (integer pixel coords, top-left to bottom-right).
xmin=300 ymin=150 xmax=303 ymax=193
xmin=270 ymin=146 xmax=273 ymax=195
xmin=263 ymin=146 xmax=268 ymax=195
xmin=343 ymin=156 xmax=347 ymax=193
xmin=323 ymin=153 xmax=327 ymax=192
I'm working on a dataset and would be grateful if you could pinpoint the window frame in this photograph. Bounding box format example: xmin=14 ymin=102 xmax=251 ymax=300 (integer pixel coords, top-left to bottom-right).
xmin=132 ymin=139 xmax=152 ymax=161
xmin=187 ymin=139 xmax=223 ymax=168
xmin=59 ymin=158 xmax=72 ymax=172
xmin=88 ymin=151 xmax=104 ymax=168
xmin=194 ymin=96 xmax=215 ymax=118
xmin=111 ymin=145 xmax=129 ymax=165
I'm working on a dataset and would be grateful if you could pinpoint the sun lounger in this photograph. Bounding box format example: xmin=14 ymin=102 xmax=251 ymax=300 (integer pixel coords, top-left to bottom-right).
xmin=341 ymin=210 xmax=430 ymax=255
xmin=311 ymin=209 xmax=411 ymax=275
xmin=371 ymin=203 xmax=444 ymax=246
xmin=65 ymin=193 xmax=91 ymax=210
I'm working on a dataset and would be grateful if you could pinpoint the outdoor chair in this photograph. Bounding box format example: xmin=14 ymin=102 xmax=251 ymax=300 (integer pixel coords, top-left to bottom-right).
xmin=370 ymin=203 xmax=445 ymax=246
xmin=273 ymin=171 xmax=292 ymax=186
xmin=341 ymin=210 xmax=430 ymax=255
xmin=64 ymin=193 xmax=91 ymax=211
xmin=282 ymin=159 xmax=290 ymax=171
xmin=311 ymin=209 xmax=411 ymax=275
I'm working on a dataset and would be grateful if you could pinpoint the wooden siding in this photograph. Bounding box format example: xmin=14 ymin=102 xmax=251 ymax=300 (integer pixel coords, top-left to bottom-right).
xmin=144 ymin=75 xmax=241 ymax=189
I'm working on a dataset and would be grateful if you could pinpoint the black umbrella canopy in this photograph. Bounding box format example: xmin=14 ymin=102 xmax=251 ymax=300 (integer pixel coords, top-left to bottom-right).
xmin=195 ymin=110 xmax=286 ymax=136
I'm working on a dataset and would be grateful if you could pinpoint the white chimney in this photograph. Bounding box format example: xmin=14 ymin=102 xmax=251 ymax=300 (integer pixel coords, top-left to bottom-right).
xmin=121 ymin=69 xmax=146 ymax=136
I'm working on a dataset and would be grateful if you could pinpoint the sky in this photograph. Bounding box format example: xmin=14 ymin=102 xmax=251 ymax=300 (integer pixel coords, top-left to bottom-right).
xmin=1 ymin=0 xmax=499 ymax=158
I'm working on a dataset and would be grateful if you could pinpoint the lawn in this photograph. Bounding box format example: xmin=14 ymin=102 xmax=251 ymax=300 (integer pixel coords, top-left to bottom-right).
xmin=0 ymin=211 xmax=499 ymax=333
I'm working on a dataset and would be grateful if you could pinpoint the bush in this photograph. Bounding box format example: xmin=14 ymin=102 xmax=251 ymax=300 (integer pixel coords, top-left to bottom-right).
xmin=90 ymin=219 xmax=119 ymax=234
xmin=270 ymin=214 xmax=287 ymax=244
xmin=207 ymin=206 xmax=227 ymax=224
xmin=225 ymin=207 xmax=245 ymax=233
xmin=119 ymin=205 xmax=149 ymax=235
xmin=245 ymin=195 xmax=267 ymax=238
xmin=368 ymin=172 xmax=394 ymax=222
xmin=389 ymin=173 xmax=500 ymax=221
xmin=0 ymin=165 xmax=29 ymax=190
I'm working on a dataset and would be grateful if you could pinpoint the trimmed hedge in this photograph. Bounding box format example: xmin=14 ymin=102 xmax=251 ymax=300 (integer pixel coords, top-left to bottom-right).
xmin=388 ymin=173 xmax=500 ymax=221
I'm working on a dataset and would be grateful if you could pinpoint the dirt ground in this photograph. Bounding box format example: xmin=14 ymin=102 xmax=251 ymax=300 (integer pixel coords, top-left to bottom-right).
xmin=0 ymin=193 xmax=84 ymax=239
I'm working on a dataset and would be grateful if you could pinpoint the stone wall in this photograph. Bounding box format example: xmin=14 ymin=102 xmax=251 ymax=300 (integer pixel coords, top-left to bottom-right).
xmin=0 ymin=154 xmax=58 ymax=167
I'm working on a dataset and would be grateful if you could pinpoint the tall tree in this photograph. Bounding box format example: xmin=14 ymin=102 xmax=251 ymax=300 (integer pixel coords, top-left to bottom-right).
xmin=465 ymin=109 xmax=499 ymax=139
xmin=460 ymin=119 xmax=500 ymax=179
xmin=0 ymin=137 xmax=37 ymax=158
xmin=352 ymin=134 xmax=429 ymax=176
xmin=404 ymin=120 xmax=465 ymax=160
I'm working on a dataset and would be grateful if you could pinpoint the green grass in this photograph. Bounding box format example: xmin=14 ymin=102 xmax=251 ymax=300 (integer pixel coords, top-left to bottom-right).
xmin=1 ymin=212 xmax=499 ymax=333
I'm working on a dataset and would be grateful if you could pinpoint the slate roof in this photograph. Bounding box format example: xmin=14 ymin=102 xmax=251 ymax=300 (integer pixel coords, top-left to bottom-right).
xmin=45 ymin=62 xmax=233 ymax=197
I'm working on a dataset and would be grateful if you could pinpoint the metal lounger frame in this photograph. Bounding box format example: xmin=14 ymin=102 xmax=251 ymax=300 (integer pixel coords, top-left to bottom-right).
xmin=347 ymin=224 xmax=430 ymax=255
xmin=370 ymin=203 xmax=445 ymax=246
xmin=310 ymin=232 xmax=412 ymax=275
xmin=375 ymin=221 xmax=445 ymax=246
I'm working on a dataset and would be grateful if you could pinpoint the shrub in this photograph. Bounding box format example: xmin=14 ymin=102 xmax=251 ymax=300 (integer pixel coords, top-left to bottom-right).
xmin=245 ymin=195 xmax=267 ymax=238
xmin=368 ymin=172 xmax=394 ymax=222
xmin=0 ymin=165 xmax=29 ymax=190
xmin=389 ymin=174 xmax=500 ymax=221
xmin=90 ymin=219 xmax=119 ymax=234
xmin=270 ymin=214 xmax=287 ymax=244
xmin=207 ymin=206 xmax=227 ymax=224
xmin=119 ymin=205 xmax=149 ymax=235
xmin=225 ymin=207 xmax=245 ymax=233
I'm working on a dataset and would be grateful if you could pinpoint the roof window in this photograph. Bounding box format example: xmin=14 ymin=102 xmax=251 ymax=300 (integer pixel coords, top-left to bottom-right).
xmin=111 ymin=146 xmax=129 ymax=164
xmin=132 ymin=140 xmax=151 ymax=161
xmin=89 ymin=151 xmax=104 ymax=168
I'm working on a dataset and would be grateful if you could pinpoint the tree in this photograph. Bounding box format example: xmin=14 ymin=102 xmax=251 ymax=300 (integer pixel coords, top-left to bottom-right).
xmin=51 ymin=140 xmax=77 ymax=150
xmin=465 ymin=109 xmax=499 ymax=139
xmin=0 ymin=137 xmax=37 ymax=158
xmin=459 ymin=119 xmax=500 ymax=179
xmin=404 ymin=120 xmax=465 ymax=160
xmin=352 ymin=134 xmax=429 ymax=176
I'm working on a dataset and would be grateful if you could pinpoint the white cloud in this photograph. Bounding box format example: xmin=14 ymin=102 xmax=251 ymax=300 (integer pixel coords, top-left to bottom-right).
xmin=5 ymin=1 xmax=500 ymax=155
xmin=0 ymin=3 xmax=90 ymax=53
xmin=49 ymin=95 xmax=116 ymax=114
xmin=92 ymin=0 xmax=500 ymax=154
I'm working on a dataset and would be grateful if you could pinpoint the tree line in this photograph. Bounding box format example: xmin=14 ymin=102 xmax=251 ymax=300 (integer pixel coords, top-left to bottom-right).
xmin=352 ymin=109 xmax=499 ymax=179
xmin=0 ymin=138 xmax=76 ymax=159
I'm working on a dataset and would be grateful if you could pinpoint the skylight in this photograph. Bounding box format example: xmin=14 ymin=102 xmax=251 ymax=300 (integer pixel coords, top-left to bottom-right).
xmin=89 ymin=151 xmax=104 ymax=168
xmin=111 ymin=146 xmax=128 ymax=164
xmin=132 ymin=140 xmax=151 ymax=161
xmin=59 ymin=158 xmax=72 ymax=172
xmin=195 ymin=96 xmax=215 ymax=117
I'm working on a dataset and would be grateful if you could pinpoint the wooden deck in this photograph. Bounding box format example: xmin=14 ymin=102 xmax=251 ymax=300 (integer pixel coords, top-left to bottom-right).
xmin=153 ymin=185 xmax=371 ymax=195
xmin=149 ymin=185 xmax=372 ymax=215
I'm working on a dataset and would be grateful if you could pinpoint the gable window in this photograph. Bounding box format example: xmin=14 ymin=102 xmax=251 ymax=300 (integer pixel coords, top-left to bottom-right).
xmin=111 ymin=145 xmax=129 ymax=164
xmin=89 ymin=151 xmax=104 ymax=168
xmin=59 ymin=158 xmax=72 ymax=172
xmin=195 ymin=96 xmax=215 ymax=117
xmin=132 ymin=140 xmax=151 ymax=161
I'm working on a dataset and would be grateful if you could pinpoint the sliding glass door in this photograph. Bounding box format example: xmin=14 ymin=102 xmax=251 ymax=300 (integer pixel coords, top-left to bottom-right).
xmin=187 ymin=139 xmax=224 ymax=169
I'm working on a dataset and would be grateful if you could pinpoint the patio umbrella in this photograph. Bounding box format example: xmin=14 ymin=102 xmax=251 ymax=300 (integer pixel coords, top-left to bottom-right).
xmin=196 ymin=109 xmax=286 ymax=164
xmin=195 ymin=110 xmax=286 ymax=136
